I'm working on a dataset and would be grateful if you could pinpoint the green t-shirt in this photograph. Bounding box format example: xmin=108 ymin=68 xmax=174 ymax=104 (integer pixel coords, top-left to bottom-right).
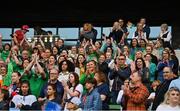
xmin=0 ymin=51 xmax=10 ymax=62
xmin=79 ymin=73 xmax=95 ymax=85
xmin=2 ymin=75 xmax=11 ymax=86
xmin=2 ymin=62 xmax=14 ymax=86
xmin=22 ymin=71 xmax=48 ymax=97
xmin=87 ymin=52 xmax=99 ymax=62
xmin=79 ymin=72 xmax=95 ymax=94
xmin=11 ymin=59 xmax=22 ymax=72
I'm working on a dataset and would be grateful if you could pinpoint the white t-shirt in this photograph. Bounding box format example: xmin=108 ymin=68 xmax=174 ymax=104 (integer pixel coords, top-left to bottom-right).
xmin=58 ymin=72 xmax=70 ymax=82
xmin=12 ymin=94 xmax=37 ymax=108
xmin=156 ymin=104 xmax=180 ymax=111
xmin=67 ymin=84 xmax=83 ymax=99
xmin=64 ymin=84 xmax=83 ymax=111
xmin=116 ymin=90 xmax=124 ymax=104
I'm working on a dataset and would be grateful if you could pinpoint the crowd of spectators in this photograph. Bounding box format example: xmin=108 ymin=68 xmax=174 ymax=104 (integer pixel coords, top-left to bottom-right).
xmin=0 ymin=18 xmax=180 ymax=111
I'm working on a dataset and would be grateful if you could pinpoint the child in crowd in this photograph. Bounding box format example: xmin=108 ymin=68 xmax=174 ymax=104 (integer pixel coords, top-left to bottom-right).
xmin=147 ymin=80 xmax=161 ymax=110
xmin=66 ymin=96 xmax=82 ymax=111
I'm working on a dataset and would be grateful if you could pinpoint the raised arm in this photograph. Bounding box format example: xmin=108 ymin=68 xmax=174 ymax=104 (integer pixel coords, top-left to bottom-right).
xmin=20 ymin=37 xmax=25 ymax=47
xmin=35 ymin=55 xmax=46 ymax=79
xmin=12 ymin=33 xmax=19 ymax=46
xmin=39 ymin=35 xmax=45 ymax=50
xmin=11 ymin=50 xmax=21 ymax=66
xmin=24 ymin=55 xmax=35 ymax=74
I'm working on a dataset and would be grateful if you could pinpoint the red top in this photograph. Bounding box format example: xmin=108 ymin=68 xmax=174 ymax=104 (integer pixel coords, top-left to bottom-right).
xmin=15 ymin=30 xmax=25 ymax=43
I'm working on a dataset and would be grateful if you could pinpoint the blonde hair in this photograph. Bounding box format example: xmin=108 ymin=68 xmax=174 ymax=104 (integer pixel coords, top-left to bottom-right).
xmin=162 ymin=87 xmax=180 ymax=105
xmin=161 ymin=23 xmax=168 ymax=31
xmin=83 ymin=23 xmax=92 ymax=31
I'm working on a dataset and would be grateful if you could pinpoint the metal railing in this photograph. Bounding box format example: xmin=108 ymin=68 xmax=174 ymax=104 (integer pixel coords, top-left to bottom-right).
xmin=1 ymin=35 xmax=158 ymax=45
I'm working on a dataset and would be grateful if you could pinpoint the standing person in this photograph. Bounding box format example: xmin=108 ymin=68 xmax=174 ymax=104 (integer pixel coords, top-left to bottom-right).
xmin=154 ymin=38 xmax=164 ymax=60
xmin=80 ymin=23 xmax=97 ymax=44
xmin=46 ymin=83 xmax=61 ymax=105
xmin=144 ymin=54 xmax=156 ymax=83
xmin=135 ymin=58 xmax=151 ymax=90
xmin=118 ymin=19 xmax=129 ymax=46
xmin=38 ymin=68 xmax=64 ymax=105
xmin=109 ymin=54 xmax=131 ymax=104
xmin=10 ymin=80 xmax=37 ymax=110
xmin=147 ymin=80 xmax=161 ymax=110
xmin=109 ymin=21 xmax=124 ymax=44
xmin=66 ymin=97 xmax=82 ymax=111
xmin=129 ymin=38 xmax=139 ymax=61
xmin=94 ymin=71 xmax=110 ymax=110
xmin=139 ymin=18 xmax=150 ymax=39
xmin=40 ymin=84 xmax=62 ymax=111
xmin=9 ymin=72 xmax=21 ymax=98
xmin=100 ymin=37 xmax=117 ymax=59
xmin=1 ymin=64 xmax=11 ymax=87
xmin=62 ymin=72 xmax=83 ymax=110
xmin=75 ymin=54 xmax=86 ymax=77
xmin=116 ymin=79 xmax=130 ymax=110
xmin=0 ymin=43 xmax=11 ymax=62
xmin=46 ymin=55 xmax=58 ymax=71
xmin=132 ymin=23 xmax=148 ymax=43
xmin=169 ymin=76 xmax=180 ymax=90
xmin=22 ymin=54 xmax=48 ymax=97
xmin=12 ymin=25 xmax=29 ymax=46
xmin=157 ymin=50 xmax=175 ymax=82
xmin=57 ymin=39 xmax=66 ymax=54
xmin=0 ymin=86 xmax=9 ymax=110
xmin=123 ymin=71 xmax=149 ymax=110
xmin=81 ymin=78 xmax=102 ymax=110
xmin=58 ymin=60 xmax=75 ymax=82
xmin=98 ymin=54 xmax=109 ymax=81
xmin=145 ymin=45 xmax=158 ymax=65
xmin=79 ymin=60 xmax=97 ymax=87
xmin=152 ymin=67 xmax=176 ymax=110
xmin=159 ymin=23 xmax=172 ymax=48
xmin=156 ymin=87 xmax=180 ymax=111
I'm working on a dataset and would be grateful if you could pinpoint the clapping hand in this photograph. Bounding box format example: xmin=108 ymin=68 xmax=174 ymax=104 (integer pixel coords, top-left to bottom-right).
xmin=61 ymin=80 xmax=67 ymax=87
xmin=16 ymin=103 xmax=23 ymax=109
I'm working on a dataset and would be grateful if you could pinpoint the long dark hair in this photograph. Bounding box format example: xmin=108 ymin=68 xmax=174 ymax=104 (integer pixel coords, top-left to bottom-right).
xmin=130 ymin=38 xmax=139 ymax=48
xmin=76 ymin=54 xmax=86 ymax=67
xmin=135 ymin=58 xmax=146 ymax=70
xmin=47 ymin=83 xmax=57 ymax=99
xmin=48 ymin=54 xmax=57 ymax=65
xmin=58 ymin=60 xmax=75 ymax=72
xmin=52 ymin=46 xmax=60 ymax=55
xmin=19 ymin=80 xmax=31 ymax=95
xmin=12 ymin=71 xmax=22 ymax=82
xmin=68 ymin=72 xmax=79 ymax=91
xmin=3 ymin=43 xmax=11 ymax=51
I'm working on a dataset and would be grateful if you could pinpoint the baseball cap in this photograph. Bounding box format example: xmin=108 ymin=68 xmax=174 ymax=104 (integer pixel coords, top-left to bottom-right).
xmin=65 ymin=97 xmax=81 ymax=106
xmin=21 ymin=25 xmax=29 ymax=31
